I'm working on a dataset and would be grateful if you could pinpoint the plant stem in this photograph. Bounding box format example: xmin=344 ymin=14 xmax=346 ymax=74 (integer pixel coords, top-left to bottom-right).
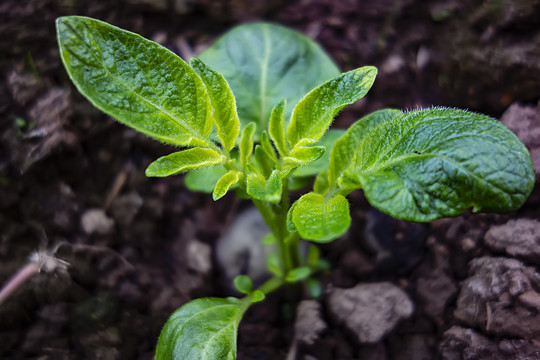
xmin=256 ymin=276 xmax=284 ymax=296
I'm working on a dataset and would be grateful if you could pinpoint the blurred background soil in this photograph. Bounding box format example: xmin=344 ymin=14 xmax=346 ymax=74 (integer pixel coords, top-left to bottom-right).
xmin=0 ymin=0 xmax=539 ymax=359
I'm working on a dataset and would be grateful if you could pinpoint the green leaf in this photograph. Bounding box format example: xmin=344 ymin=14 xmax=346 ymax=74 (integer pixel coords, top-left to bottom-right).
xmin=286 ymin=201 xmax=297 ymax=233
xmin=233 ymin=275 xmax=253 ymax=294
xmin=240 ymin=123 xmax=256 ymax=169
xmin=213 ymin=170 xmax=242 ymax=200
xmin=185 ymin=166 xmax=228 ymax=193
xmin=266 ymin=252 xmax=282 ymax=276
xmin=328 ymin=109 xmax=401 ymax=187
xmin=293 ymin=129 xmax=345 ymax=177
xmin=190 ymin=58 xmax=240 ymax=152
xmin=307 ymin=245 xmax=320 ymax=268
xmin=156 ymin=297 xmax=247 ymax=360
xmin=260 ymin=131 xmax=278 ymax=164
xmin=292 ymin=192 xmax=351 ymax=242
xmin=246 ymin=170 xmax=282 ymax=204
xmin=286 ymin=66 xmax=378 ymax=148
xmin=199 ymin=23 xmax=340 ymax=135
xmin=307 ymin=278 xmax=322 ymax=298
xmin=146 ymin=148 xmax=225 ymax=177
xmin=261 ymin=233 xmax=276 ymax=245
xmin=250 ymin=290 xmax=265 ymax=303
xmin=269 ymin=98 xmax=288 ymax=157
xmin=314 ymin=169 xmax=330 ymax=194
xmin=56 ymin=16 xmax=213 ymax=147
xmin=285 ymin=267 xmax=311 ymax=282
xmin=254 ymin=145 xmax=273 ymax=177
xmin=284 ymin=146 xmax=326 ymax=169
xmin=344 ymin=107 xmax=535 ymax=222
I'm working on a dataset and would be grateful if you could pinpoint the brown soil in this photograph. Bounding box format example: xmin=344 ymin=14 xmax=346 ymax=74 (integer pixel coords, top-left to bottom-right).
xmin=1 ymin=1 xmax=539 ymax=359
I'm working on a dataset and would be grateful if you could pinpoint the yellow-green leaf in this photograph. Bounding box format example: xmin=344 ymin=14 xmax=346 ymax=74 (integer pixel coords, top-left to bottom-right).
xmin=213 ymin=170 xmax=242 ymax=200
xmin=269 ymin=98 xmax=288 ymax=157
xmin=146 ymin=148 xmax=224 ymax=177
xmin=246 ymin=170 xmax=282 ymax=204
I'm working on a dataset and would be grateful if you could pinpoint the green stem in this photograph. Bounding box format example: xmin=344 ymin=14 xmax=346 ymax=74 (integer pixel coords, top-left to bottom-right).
xmin=256 ymin=276 xmax=284 ymax=296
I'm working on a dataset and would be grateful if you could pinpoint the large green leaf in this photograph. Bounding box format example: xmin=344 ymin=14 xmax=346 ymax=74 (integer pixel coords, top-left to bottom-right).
xmin=291 ymin=192 xmax=351 ymax=242
xmin=343 ymin=107 xmax=535 ymax=222
xmin=56 ymin=16 xmax=213 ymax=147
xmin=190 ymin=58 xmax=240 ymax=152
xmin=286 ymin=66 xmax=377 ymax=148
xmin=328 ymin=109 xmax=401 ymax=187
xmin=198 ymin=23 xmax=340 ymax=134
xmin=146 ymin=148 xmax=225 ymax=177
xmin=156 ymin=297 xmax=248 ymax=360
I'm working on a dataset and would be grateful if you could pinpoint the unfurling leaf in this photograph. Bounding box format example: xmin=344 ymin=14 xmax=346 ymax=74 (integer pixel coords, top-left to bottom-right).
xmin=246 ymin=170 xmax=282 ymax=204
xmin=343 ymin=107 xmax=535 ymax=222
xmin=240 ymin=123 xmax=256 ymax=169
xmin=213 ymin=170 xmax=242 ymax=201
xmin=190 ymin=58 xmax=240 ymax=152
xmin=269 ymin=98 xmax=288 ymax=157
xmin=146 ymin=148 xmax=225 ymax=177
xmin=57 ymin=16 xmax=213 ymax=147
xmin=156 ymin=297 xmax=248 ymax=360
xmin=286 ymin=66 xmax=377 ymax=148
xmin=292 ymin=192 xmax=351 ymax=242
xmin=199 ymin=23 xmax=339 ymax=134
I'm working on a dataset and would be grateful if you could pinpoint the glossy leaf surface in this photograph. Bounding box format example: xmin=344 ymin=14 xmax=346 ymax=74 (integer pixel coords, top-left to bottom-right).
xmin=286 ymin=66 xmax=377 ymax=148
xmin=57 ymin=16 xmax=213 ymax=147
xmin=344 ymin=108 xmax=535 ymax=221
xmin=199 ymin=23 xmax=340 ymax=134
xmin=291 ymin=192 xmax=351 ymax=242
xmin=156 ymin=297 xmax=247 ymax=360
xmin=190 ymin=58 xmax=240 ymax=152
xmin=146 ymin=148 xmax=224 ymax=177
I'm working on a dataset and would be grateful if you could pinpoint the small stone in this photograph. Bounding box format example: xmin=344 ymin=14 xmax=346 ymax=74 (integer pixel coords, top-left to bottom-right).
xmin=294 ymin=300 xmax=327 ymax=346
xmin=439 ymin=326 xmax=500 ymax=360
xmin=110 ymin=192 xmax=143 ymax=227
xmin=518 ymin=290 xmax=540 ymax=310
xmin=81 ymin=208 xmax=115 ymax=235
xmin=327 ymin=282 xmax=414 ymax=344
xmin=485 ymin=219 xmax=540 ymax=265
xmin=187 ymin=239 xmax=212 ymax=275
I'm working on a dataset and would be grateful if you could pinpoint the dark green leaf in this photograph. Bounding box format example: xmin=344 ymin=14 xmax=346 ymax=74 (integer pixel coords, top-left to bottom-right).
xmin=57 ymin=16 xmax=213 ymax=147
xmin=146 ymin=148 xmax=225 ymax=177
xmin=286 ymin=66 xmax=377 ymax=148
xmin=156 ymin=297 xmax=248 ymax=360
xmin=199 ymin=23 xmax=340 ymax=135
xmin=292 ymin=192 xmax=351 ymax=242
xmin=344 ymin=107 xmax=535 ymax=221
xmin=190 ymin=58 xmax=240 ymax=152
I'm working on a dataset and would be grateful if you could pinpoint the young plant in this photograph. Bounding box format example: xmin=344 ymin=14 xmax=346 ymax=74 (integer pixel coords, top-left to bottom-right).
xmin=56 ymin=16 xmax=535 ymax=359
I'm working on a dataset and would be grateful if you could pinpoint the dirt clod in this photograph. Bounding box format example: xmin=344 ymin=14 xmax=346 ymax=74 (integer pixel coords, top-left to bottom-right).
xmin=485 ymin=219 xmax=540 ymax=265
xmin=294 ymin=300 xmax=327 ymax=346
xmin=327 ymin=282 xmax=413 ymax=344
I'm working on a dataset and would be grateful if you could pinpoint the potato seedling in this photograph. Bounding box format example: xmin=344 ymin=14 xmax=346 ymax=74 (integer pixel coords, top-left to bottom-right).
xmin=56 ymin=16 xmax=535 ymax=359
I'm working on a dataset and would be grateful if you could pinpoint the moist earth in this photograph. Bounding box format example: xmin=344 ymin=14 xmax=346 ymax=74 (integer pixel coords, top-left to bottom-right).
xmin=1 ymin=0 xmax=539 ymax=359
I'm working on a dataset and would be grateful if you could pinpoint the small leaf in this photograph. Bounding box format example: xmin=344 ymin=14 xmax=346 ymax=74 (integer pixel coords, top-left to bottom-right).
xmin=190 ymin=58 xmax=241 ymax=152
xmin=266 ymin=252 xmax=282 ymax=276
xmin=307 ymin=278 xmax=322 ymax=298
xmin=156 ymin=297 xmax=248 ymax=360
xmin=292 ymin=192 xmax=351 ymax=242
xmin=260 ymin=131 xmax=278 ymax=164
xmin=293 ymin=129 xmax=345 ymax=177
xmin=269 ymin=98 xmax=288 ymax=157
xmin=314 ymin=169 xmax=330 ymax=194
xmin=344 ymin=107 xmax=535 ymax=221
xmin=146 ymin=148 xmax=225 ymax=177
xmin=328 ymin=109 xmax=401 ymax=187
xmin=246 ymin=170 xmax=282 ymax=204
xmin=285 ymin=267 xmax=311 ymax=282
xmin=285 ymin=146 xmax=326 ymax=166
xmin=57 ymin=16 xmax=213 ymax=147
xmin=307 ymin=245 xmax=320 ymax=268
xmin=286 ymin=66 xmax=377 ymax=148
xmin=233 ymin=275 xmax=253 ymax=294
xmin=199 ymin=23 xmax=340 ymax=135
xmin=261 ymin=233 xmax=276 ymax=246
xmin=250 ymin=290 xmax=265 ymax=303
xmin=240 ymin=123 xmax=256 ymax=169
xmin=213 ymin=170 xmax=242 ymax=200
xmin=185 ymin=166 xmax=228 ymax=193
xmin=286 ymin=202 xmax=297 ymax=233
xmin=254 ymin=145 xmax=273 ymax=177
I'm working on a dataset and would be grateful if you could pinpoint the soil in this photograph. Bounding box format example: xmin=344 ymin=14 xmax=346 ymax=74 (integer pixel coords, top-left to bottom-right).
xmin=1 ymin=0 xmax=539 ymax=359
